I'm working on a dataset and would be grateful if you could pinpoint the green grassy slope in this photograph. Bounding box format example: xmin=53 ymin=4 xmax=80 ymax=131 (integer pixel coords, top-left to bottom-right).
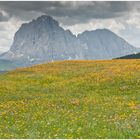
xmin=116 ymin=52 xmax=140 ymax=59
xmin=0 ymin=60 xmax=140 ymax=138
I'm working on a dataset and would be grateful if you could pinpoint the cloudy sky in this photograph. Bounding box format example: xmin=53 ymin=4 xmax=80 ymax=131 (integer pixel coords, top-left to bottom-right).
xmin=0 ymin=1 xmax=140 ymax=53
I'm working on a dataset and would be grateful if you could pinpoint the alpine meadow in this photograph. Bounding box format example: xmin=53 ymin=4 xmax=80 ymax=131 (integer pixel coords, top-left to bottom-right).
xmin=0 ymin=60 xmax=140 ymax=138
xmin=0 ymin=1 xmax=140 ymax=139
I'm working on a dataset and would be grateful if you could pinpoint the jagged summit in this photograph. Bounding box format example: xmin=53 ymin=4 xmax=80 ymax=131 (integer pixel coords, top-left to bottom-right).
xmin=78 ymin=28 xmax=115 ymax=36
xmin=36 ymin=15 xmax=55 ymax=21
xmin=94 ymin=28 xmax=112 ymax=32
xmin=37 ymin=15 xmax=53 ymax=20
xmin=17 ymin=15 xmax=59 ymax=33
xmin=34 ymin=15 xmax=59 ymax=26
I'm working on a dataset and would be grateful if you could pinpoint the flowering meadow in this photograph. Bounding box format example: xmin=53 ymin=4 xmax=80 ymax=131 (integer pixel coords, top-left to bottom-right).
xmin=0 ymin=60 xmax=140 ymax=138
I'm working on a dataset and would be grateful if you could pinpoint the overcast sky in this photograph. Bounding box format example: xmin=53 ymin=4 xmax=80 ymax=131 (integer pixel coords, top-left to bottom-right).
xmin=0 ymin=1 xmax=140 ymax=53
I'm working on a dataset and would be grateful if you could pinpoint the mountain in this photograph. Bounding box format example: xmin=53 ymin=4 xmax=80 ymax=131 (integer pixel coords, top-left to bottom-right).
xmin=77 ymin=29 xmax=140 ymax=59
xmin=116 ymin=52 xmax=140 ymax=59
xmin=0 ymin=59 xmax=17 ymax=72
xmin=0 ymin=15 xmax=140 ymax=68
xmin=0 ymin=15 xmax=82 ymax=66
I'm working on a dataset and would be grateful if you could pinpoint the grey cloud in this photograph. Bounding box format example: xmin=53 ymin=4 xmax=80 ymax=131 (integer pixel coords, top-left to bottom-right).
xmin=0 ymin=1 xmax=140 ymax=25
xmin=0 ymin=10 xmax=9 ymax=21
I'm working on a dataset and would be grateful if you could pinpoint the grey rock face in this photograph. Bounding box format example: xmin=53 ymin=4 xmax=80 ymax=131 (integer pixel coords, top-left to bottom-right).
xmin=77 ymin=29 xmax=140 ymax=59
xmin=0 ymin=15 xmax=140 ymax=66
xmin=2 ymin=16 xmax=81 ymax=63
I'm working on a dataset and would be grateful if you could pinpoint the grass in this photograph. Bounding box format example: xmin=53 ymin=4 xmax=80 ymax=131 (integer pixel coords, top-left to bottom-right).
xmin=0 ymin=60 xmax=140 ymax=138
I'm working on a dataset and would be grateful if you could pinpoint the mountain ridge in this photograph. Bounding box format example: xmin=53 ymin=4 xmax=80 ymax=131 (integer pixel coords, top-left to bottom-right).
xmin=0 ymin=15 xmax=139 ymax=68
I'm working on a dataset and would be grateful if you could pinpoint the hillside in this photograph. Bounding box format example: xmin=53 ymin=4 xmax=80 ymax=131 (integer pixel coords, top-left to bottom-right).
xmin=117 ymin=52 xmax=140 ymax=59
xmin=0 ymin=59 xmax=17 ymax=71
xmin=0 ymin=60 xmax=140 ymax=138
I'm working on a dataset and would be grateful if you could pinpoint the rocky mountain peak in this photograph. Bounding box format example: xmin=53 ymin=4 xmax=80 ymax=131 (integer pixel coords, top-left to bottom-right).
xmin=0 ymin=15 xmax=140 ymax=67
xmin=35 ymin=15 xmax=59 ymax=27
